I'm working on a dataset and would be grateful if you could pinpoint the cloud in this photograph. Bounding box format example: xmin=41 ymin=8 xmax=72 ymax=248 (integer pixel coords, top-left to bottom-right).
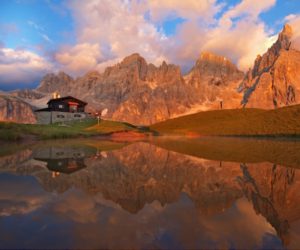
xmin=55 ymin=43 xmax=102 ymax=75
xmin=147 ymin=0 xmax=221 ymax=21
xmin=284 ymin=14 xmax=297 ymax=22
xmin=1 ymin=0 xmax=288 ymax=87
xmin=28 ymin=20 xmax=53 ymax=44
xmin=220 ymin=0 xmax=276 ymax=27
xmin=41 ymin=33 xmax=53 ymax=43
xmin=285 ymin=14 xmax=300 ymax=50
xmin=27 ymin=20 xmax=45 ymax=32
xmin=165 ymin=0 xmax=277 ymax=71
xmin=55 ymin=0 xmax=167 ymax=75
xmin=167 ymin=0 xmax=278 ymax=71
xmin=202 ymin=19 xmax=277 ymax=70
xmin=0 ymin=47 xmax=53 ymax=86
xmin=55 ymin=0 xmax=279 ymax=74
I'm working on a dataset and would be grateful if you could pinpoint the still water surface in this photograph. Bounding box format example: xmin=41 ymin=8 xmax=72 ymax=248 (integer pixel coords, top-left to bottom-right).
xmin=0 ymin=137 xmax=300 ymax=249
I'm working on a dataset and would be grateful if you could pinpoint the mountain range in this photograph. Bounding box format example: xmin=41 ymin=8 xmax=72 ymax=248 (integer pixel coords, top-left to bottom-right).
xmin=0 ymin=24 xmax=299 ymax=125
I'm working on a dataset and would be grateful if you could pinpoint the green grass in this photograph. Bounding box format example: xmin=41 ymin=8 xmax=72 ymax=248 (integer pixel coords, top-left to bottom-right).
xmin=151 ymin=105 xmax=300 ymax=137
xmin=86 ymin=120 xmax=139 ymax=134
xmin=0 ymin=118 xmax=139 ymax=141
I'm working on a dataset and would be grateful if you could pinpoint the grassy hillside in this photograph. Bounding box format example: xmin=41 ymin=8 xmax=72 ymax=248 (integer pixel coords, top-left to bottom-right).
xmin=0 ymin=119 xmax=139 ymax=141
xmin=151 ymin=105 xmax=300 ymax=136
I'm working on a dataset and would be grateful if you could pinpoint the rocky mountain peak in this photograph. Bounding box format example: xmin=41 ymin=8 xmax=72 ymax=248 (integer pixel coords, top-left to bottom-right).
xmin=111 ymin=53 xmax=148 ymax=81
xmin=199 ymin=51 xmax=226 ymax=62
xmin=195 ymin=51 xmax=242 ymax=77
xmin=121 ymin=53 xmax=147 ymax=67
xmin=241 ymin=24 xmax=300 ymax=109
xmin=37 ymin=71 xmax=74 ymax=95
xmin=74 ymin=70 xmax=102 ymax=93
xmin=83 ymin=70 xmax=102 ymax=79
xmin=280 ymin=24 xmax=293 ymax=43
xmin=158 ymin=61 xmax=181 ymax=76
xmin=6 ymin=24 xmax=300 ymax=125
xmin=186 ymin=51 xmax=244 ymax=88
xmin=146 ymin=60 xmax=183 ymax=86
xmin=57 ymin=71 xmax=72 ymax=79
xmin=241 ymin=24 xmax=294 ymax=90
xmin=271 ymin=23 xmax=293 ymax=55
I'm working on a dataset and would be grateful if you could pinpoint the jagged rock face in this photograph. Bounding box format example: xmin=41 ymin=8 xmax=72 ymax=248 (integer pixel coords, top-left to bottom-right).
xmin=5 ymin=24 xmax=300 ymax=124
xmin=184 ymin=52 xmax=244 ymax=109
xmin=108 ymin=55 xmax=197 ymax=124
xmin=36 ymin=71 xmax=75 ymax=94
xmin=241 ymin=24 xmax=300 ymax=108
xmin=34 ymin=53 xmax=198 ymax=124
xmin=32 ymin=53 xmax=244 ymax=124
xmin=0 ymin=95 xmax=36 ymax=124
xmin=147 ymin=61 xmax=183 ymax=86
xmin=10 ymin=89 xmax=44 ymax=100
xmin=187 ymin=51 xmax=244 ymax=87
xmin=94 ymin=54 xmax=196 ymax=123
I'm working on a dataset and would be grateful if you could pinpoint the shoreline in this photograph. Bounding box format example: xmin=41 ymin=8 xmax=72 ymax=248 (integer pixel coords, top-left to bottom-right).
xmin=2 ymin=130 xmax=300 ymax=145
xmin=0 ymin=129 xmax=152 ymax=144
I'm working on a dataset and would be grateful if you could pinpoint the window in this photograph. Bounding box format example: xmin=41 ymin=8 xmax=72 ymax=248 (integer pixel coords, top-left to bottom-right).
xmin=74 ymin=114 xmax=81 ymax=118
xmin=57 ymin=115 xmax=65 ymax=118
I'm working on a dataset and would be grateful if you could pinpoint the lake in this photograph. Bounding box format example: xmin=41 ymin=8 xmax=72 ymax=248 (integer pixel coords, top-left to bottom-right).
xmin=0 ymin=137 xmax=300 ymax=249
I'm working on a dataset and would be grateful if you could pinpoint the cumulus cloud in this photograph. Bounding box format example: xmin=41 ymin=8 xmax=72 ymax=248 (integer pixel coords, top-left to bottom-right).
xmin=202 ymin=20 xmax=277 ymax=70
xmin=286 ymin=14 xmax=300 ymax=50
xmin=55 ymin=43 xmax=102 ymax=75
xmin=55 ymin=0 xmax=167 ymax=75
xmin=0 ymin=48 xmax=52 ymax=86
xmin=54 ymin=0 xmax=281 ymax=75
xmin=147 ymin=0 xmax=221 ymax=21
xmin=164 ymin=0 xmax=278 ymax=71
xmin=220 ymin=0 xmax=276 ymax=27
xmin=167 ymin=0 xmax=278 ymax=71
xmin=1 ymin=0 xmax=287 ymax=87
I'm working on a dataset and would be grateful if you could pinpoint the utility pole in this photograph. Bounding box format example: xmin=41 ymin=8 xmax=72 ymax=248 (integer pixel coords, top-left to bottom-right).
xmin=95 ymin=112 xmax=100 ymax=126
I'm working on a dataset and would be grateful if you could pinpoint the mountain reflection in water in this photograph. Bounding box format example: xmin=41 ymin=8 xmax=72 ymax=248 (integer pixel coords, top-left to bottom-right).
xmin=0 ymin=138 xmax=299 ymax=249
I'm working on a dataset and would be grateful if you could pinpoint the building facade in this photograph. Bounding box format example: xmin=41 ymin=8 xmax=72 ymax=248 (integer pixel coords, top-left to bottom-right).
xmin=35 ymin=96 xmax=88 ymax=124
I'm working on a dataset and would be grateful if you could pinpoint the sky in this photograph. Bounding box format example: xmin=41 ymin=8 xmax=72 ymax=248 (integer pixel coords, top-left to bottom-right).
xmin=0 ymin=0 xmax=300 ymax=91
